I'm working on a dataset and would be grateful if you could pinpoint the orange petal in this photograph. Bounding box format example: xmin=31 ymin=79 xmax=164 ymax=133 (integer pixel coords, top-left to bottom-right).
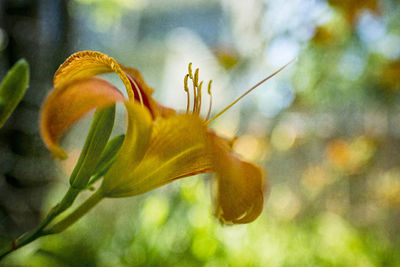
xmin=104 ymin=114 xmax=213 ymax=198
xmin=40 ymin=77 xmax=125 ymax=159
xmin=157 ymin=104 xmax=176 ymax=118
xmin=53 ymin=51 xmax=134 ymax=100
xmin=208 ymin=132 xmax=265 ymax=224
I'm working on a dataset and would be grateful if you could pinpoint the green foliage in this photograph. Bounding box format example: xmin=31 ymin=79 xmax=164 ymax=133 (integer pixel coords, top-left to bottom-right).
xmin=69 ymin=105 xmax=116 ymax=189
xmin=0 ymin=59 xmax=29 ymax=128
xmin=89 ymin=134 xmax=125 ymax=186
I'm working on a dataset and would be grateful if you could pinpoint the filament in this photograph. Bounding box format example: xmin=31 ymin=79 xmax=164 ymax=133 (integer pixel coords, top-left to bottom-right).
xmin=192 ymin=77 xmax=197 ymax=113
xmin=184 ymin=74 xmax=190 ymax=113
xmin=197 ymin=81 xmax=203 ymax=115
xmin=205 ymin=80 xmax=213 ymax=121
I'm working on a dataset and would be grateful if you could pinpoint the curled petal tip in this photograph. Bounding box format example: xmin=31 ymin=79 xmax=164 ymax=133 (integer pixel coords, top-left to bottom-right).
xmin=54 ymin=51 xmax=134 ymax=99
xmin=209 ymin=132 xmax=265 ymax=224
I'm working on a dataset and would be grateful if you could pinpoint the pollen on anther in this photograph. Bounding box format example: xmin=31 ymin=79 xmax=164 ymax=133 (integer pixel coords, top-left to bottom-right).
xmin=184 ymin=74 xmax=189 ymax=92
xmin=194 ymin=68 xmax=199 ymax=86
xmin=188 ymin=63 xmax=193 ymax=79
xmin=207 ymin=80 xmax=212 ymax=94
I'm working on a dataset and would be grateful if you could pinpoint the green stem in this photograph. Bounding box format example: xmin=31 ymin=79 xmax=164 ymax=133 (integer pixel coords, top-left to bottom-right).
xmin=0 ymin=187 xmax=81 ymax=260
xmin=45 ymin=190 xmax=104 ymax=234
xmin=0 ymin=189 xmax=104 ymax=260
xmin=0 ymin=106 xmax=115 ymax=260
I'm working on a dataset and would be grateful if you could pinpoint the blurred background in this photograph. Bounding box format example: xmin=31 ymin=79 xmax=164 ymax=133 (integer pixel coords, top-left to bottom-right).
xmin=1 ymin=0 xmax=400 ymax=266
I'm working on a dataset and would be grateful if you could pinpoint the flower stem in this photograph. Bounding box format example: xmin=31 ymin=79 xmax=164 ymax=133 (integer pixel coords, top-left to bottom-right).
xmin=0 ymin=106 xmax=115 ymax=260
xmin=0 ymin=186 xmax=81 ymax=260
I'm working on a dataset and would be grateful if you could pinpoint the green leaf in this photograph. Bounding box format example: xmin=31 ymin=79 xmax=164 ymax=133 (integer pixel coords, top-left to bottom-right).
xmin=69 ymin=105 xmax=116 ymax=189
xmin=88 ymin=134 xmax=125 ymax=186
xmin=0 ymin=59 xmax=30 ymax=128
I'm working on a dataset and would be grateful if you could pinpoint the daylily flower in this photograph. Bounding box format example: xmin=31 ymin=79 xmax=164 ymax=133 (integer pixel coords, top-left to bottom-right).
xmin=40 ymin=51 xmax=267 ymax=224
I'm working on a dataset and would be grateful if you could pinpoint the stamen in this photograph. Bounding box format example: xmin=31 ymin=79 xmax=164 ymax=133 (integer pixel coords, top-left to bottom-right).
xmin=205 ymin=80 xmax=213 ymax=121
xmin=194 ymin=68 xmax=199 ymax=87
xmin=184 ymin=74 xmax=190 ymax=113
xmin=193 ymin=68 xmax=201 ymax=113
xmin=206 ymin=58 xmax=296 ymax=124
xmin=192 ymin=77 xmax=197 ymax=113
xmin=184 ymin=62 xmax=214 ymax=117
xmin=188 ymin=62 xmax=193 ymax=79
xmin=192 ymin=68 xmax=200 ymax=113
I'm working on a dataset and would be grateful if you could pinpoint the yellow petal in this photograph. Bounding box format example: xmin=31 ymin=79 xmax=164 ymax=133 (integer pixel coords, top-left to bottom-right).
xmin=103 ymin=114 xmax=212 ymax=197
xmin=101 ymin=101 xmax=153 ymax=195
xmin=53 ymin=51 xmax=134 ymax=100
xmin=40 ymin=77 xmax=125 ymax=159
xmin=209 ymin=132 xmax=265 ymax=224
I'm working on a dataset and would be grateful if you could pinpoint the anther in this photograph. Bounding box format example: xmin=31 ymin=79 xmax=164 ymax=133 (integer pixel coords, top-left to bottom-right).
xmin=184 ymin=74 xmax=189 ymax=92
xmin=184 ymin=74 xmax=190 ymax=113
xmin=198 ymin=81 xmax=203 ymax=92
xmin=188 ymin=63 xmax=193 ymax=79
xmin=194 ymin=68 xmax=199 ymax=86
xmin=192 ymin=68 xmax=200 ymax=113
